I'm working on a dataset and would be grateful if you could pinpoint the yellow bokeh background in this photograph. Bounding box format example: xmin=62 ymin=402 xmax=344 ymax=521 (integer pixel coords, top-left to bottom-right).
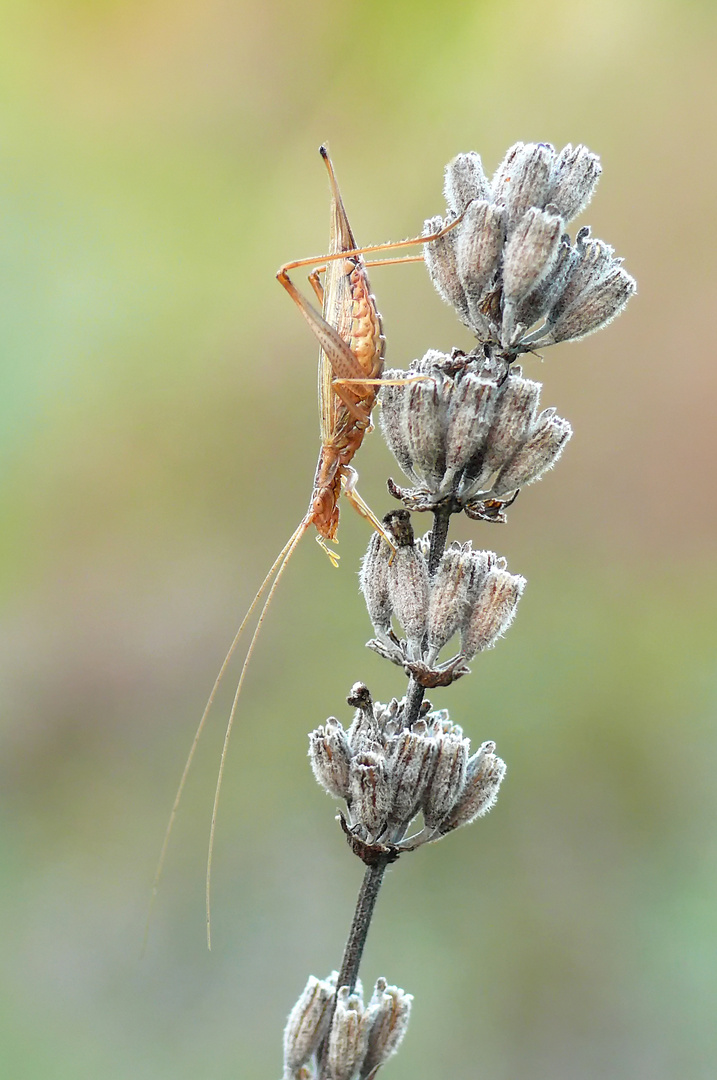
xmin=1 ymin=1 xmax=716 ymax=1077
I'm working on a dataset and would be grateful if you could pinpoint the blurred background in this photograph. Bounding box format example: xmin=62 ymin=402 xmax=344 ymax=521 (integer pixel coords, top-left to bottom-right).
xmin=1 ymin=0 xmax=715 ymax=1077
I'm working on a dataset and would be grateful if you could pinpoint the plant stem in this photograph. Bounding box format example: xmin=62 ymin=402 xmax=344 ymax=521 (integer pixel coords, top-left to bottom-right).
xmin=319 ymin=505 xmax=454 ymax=1076
xmin=318 ymin=859 xmax=389 ymax=1078
xmin=427 ymin=504 xmax=452 ymax=576
xmin=335 ymin=859 xmax=390 ymax=995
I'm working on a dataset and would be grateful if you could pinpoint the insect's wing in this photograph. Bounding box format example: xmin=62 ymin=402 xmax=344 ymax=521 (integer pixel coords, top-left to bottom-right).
xmin=318 ymin=152 xmax=359 ymax=445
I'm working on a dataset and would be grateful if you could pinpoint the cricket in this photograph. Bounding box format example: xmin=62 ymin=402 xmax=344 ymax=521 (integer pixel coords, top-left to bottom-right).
xmin=147 ymin=146 xmax=464 ymax=949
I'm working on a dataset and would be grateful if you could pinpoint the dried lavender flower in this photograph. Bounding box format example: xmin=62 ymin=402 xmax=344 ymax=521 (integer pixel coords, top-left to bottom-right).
xmin=443 ymin=150 xmax=492 ymax=213
xmin=547 ymin=143 xmax=602 ymax=221
xmin=501 ymin=207 xmax=563 ymax=346
xmin=349 ymin=752 xmax=392 ymax=839
xmin=360 ymin=516 xmax=525 ymax=688
xmin=386 ymin=513 xmax=429 ymax=659
xmin=310 ymin=691 xmax=505 ymax=855
xmin=492 ymin=141 xmax=555 ymax=230
xmin=283 ymin=974 xmax=335 ymax=1079
xmin=505 ymin=225 xmax=637 ymax=348
xmin=460 ymin=564 xmax=526 ymax=659
xmin=439 ymin=741 xmax=507 ymax=833
xmin=360 ymin=979 xmax=413 ymax=1079
xmin=422 ymin=730 xmax=469 ymax=830
xmin=454 ymin=201 xmax=506 ymax=333
xmin=492 ymin=407 xmax=572 ymax=495
xmin=327 ymin=986 xmax=375 ymax=1080
xmin=380 ymin=353 xmax=572 ymax=520
xmin=359 ymin=532 xmax=393 ymax=641
xmin=384 ymin=729 xmax=437 ymax=833
xmin=424 ymin=142 xmax=635 ymax=356
xmin=309 ymin=717 xmax=352 ymax=801
xmin=426 ymin=545 xmax=485 ymax=661
xmin=423 ymin=215 xmax=472 ymax=328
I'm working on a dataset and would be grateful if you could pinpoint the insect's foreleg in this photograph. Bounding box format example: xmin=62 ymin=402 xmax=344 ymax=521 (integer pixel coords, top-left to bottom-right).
xmin=333 ymin=374 xmax=435 ymax=388
xmin=329 ymin=375 xmax=435 ymax=427
xmin=328 ymin=373 xmax=437 ymax=432
xmin=361 ymin=254 xmax=425 ymax=270
xmin=276 ymin=211 xmax=465 ymax=280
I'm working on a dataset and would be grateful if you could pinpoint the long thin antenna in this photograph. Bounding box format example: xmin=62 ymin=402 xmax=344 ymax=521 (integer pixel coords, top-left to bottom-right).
xmin=205 ymin=517 xmax=310 ymax=948
xmin=142 ymin=524 xmax=306 ymax=955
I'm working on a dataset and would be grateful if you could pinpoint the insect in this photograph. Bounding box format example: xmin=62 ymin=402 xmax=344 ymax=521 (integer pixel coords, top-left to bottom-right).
xmin=147 ymin=147 xmax=463 ymax=949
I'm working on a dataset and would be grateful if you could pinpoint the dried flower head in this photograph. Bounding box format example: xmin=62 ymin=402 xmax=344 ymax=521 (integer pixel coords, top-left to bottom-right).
xmin=360 ymin=513 xmax=525 ymax=687
xmin=360 ymin=978 xmax=413 ymax=1079
xmin=309 ymin=685 xmax=506 ymax=857
xmin=283 ymin=974 xmax=336 ymax=1079
xmin=284 ymin=974 xmax=412 ymax=1080
xmin=380 ymin=351 xmax=571 ymax=518
xmin=424 ymin=142 xmax=635 ymax=357
xmin=327 ymin=985 xmax=375 ymax=1080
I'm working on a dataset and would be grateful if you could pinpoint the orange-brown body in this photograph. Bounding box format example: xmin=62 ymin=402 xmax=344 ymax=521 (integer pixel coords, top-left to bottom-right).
xmin=309 ymin=259 xmax=385 ymax=540
xmin=276 ymin=146 xmax=462 ymax=557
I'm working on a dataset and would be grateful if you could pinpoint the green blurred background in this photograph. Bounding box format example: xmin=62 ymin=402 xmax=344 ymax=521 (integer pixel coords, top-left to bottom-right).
xmin=1 ymin=0 xmax=716 ymax=1077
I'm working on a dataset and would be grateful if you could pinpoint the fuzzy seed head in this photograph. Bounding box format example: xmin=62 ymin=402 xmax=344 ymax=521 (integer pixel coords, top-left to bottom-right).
xmin=461 ymin=567 xmax=526 ymax=659
xmin=548 ymin=143 xmax=602 ymax=222
xmin=439 ymin=742 xmax=507 ymax=833
xmin=380 ymin=354 xmax=571 ymax=514
xmin=385 ymin=729 xmax=437 ymax=831
xmin=422 ymin=731 xmax=469 ymax=829
xmin=422 ymin=218 xmax=472 ymax=328
xmin=493 ymin=410 xmax=573 ymax=495
xmin=327 ymin=986 xmax=374 ymax=1080
xmin=481 ymin=376 xmax=542 ymax=477
xmin=360 ymin=980 xmax=413 ymax=1079
xmin=422 ymin=142 xmax=633 ymax=353
xmin=359 ymin=531 xmax=394 ymax=640
xmin=308 ymin=717 xmax=351 ymax=801
xmin=494 ymin=142 xmax=555 ymax=229
xmin=283 ymin=975 xmax=335 ymax=1077
xmin=426 ymin=545 xmax=473 ymax=656
xmin=443 ymin=151 xmax=492 ymax=213
xmin=387 ymin=547 xmax=429 ymax=657
xmin=349 ymin=752 xmax=392 ymax=839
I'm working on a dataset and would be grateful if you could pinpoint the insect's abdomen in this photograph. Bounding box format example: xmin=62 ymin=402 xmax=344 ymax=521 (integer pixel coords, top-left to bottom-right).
xmin=348 ymin=265 xmax=385 ymax=380
xmin=310 ymin=448 xmax=343 ymax=540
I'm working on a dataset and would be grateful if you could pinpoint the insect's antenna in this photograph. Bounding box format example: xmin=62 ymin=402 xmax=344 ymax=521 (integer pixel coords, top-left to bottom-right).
xmin=205 ymin=516 xmax=310 ymax=949
xmin=142 ymin=523 xmax=306 ymax=956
